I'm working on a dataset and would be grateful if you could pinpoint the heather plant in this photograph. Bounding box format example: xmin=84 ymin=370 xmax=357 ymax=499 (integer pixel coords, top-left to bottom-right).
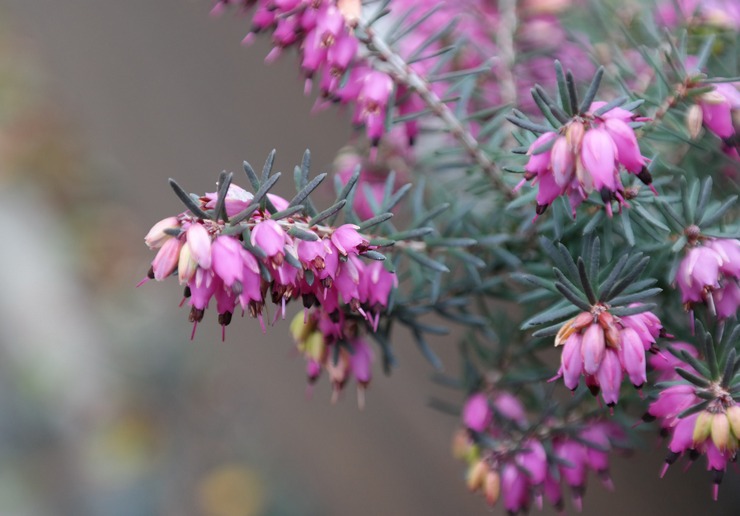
xmin=140 ymin=0 xmax=739 ymax=511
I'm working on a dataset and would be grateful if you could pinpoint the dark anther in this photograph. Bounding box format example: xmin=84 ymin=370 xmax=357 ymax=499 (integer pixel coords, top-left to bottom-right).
xmin=188 ymin=307 xmax=205 ymax=323
xmin=636 ymin=166 xmax=653 ymax=185
xmin=218 ymin=311 xmax=233 ymax=326
xmin=303 ymin=293 xmax=318 ymax=309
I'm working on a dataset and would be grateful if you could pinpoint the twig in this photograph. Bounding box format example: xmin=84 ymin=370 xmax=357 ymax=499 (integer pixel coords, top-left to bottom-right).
xmin=356 ymin=23 xmax=514 ymax=198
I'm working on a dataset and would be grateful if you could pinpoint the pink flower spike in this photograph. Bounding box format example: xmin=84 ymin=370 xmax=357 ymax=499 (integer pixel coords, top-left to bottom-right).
xmin=186 ymin=223 xmax=212 ymax=270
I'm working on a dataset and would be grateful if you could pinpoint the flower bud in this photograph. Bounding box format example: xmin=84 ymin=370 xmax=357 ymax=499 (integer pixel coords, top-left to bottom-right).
xmin=304 ymin=332 xmax=326 ymax=362
xmin=582 ymin=322 xmax=606 ymax=375
xmin=152 ymin=237 xmax=182 ymax=281
xmin=726 ymin=405 xmax=740 ymax=439
xmin=466 ymin=460 xmax=488 ymax=492
xmin=711 ymin=413 xmax=732 ymax=452
xmin=187 ymin=223 xmax=213 ymax=269
xmin=451 ymin=429 xmax=471 ymax=460
xmin=145 ymin=216 xmax=179 ymax=249
xmin=178 ymin=242 xmax=198 ymax=285
xmin=484 ymin=469 xmax=501 ymax=506
xmin=693 ymin=411 xmax=713 ymax=445
xmin=686 ymin=104 xmax=703 ymax=139
xmin=337 ymin=0 xmax=361 ymax=27
xmin=463 ymin=393 xmax=492 ymax=433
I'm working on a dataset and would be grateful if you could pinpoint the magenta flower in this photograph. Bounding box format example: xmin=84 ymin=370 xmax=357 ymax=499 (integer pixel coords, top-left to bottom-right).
xmin=463 ymin=393 xmax=493 ymax=432
xmin=251 ymin=219 xmax=286 ymax=258
xmin=697 ymin=83 xmax=740 ymax=141
xmin=677 ymin=239 xmax=740 ymax=317
xmin=331 ymin=224 xmax=368 ymax=256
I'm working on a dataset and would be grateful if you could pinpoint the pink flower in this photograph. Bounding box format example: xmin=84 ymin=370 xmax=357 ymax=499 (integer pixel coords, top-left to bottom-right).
xmin=676 ymin=245 xmax=723 ymax=303
xmin=698 ymin=83 xmax=740 ymax=140
xmin=331 ymin=224 xmax=367 ymax=256
xmin=463 ymin=393 xmax=492 ymax=432
xmin=152 ymin=237 xmax=182 ymax=281
xmin=251 ymin=219 xmax=286 ymax=258
xmin=145 ymin=216 xmax=180 ymax=249
xmin=186 ymin=223 xmax=213 ymax=270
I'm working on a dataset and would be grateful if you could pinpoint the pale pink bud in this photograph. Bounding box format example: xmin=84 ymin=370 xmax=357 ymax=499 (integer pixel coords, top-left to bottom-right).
xmin=186 ymin=223 xmax=212 ymax=269
xmin=561 ymin=333 xmax=583 ymax=390
xmin=152 ymin=237 xmax=182 ymax=281
xmin=686 ymin=104 xmax=704 ymax=139
xmin=178 ymin=242 xmax=198 ymax=285
xmin=145 ymin=216 xmax=180 ymax=249
xmin=596 ymin=349 xmax=622 ymax=406
xmin=618 ymin=327 xmax=646 ymax=387
xmin=551 ymin=136 xmax=574 ymax=187
xmin=581 ymin=323 xmax=606 ymax=375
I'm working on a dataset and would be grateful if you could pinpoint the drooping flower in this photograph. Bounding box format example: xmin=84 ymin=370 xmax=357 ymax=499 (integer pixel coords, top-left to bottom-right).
xmin=676 ymin=237 xmax=740 ymax=317
xmin=553 ymin=305 xmax=663 ymax=405
xmin=518 ymin=101 xmax=652 ymax=218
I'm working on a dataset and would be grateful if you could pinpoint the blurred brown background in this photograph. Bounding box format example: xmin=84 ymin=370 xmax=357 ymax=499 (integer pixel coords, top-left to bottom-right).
xmin=0 ymin=1 xmax=738 ymax=514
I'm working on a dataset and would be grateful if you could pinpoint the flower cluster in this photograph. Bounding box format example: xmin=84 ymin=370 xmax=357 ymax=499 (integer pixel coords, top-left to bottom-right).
xmin=520 ymin=101 xmax=653 ymax=218
xmin=553 ymin=305 xmax=663 ymax=406
xmin=141 ymin=181 xmax=397 ymax=339
xmin=290 ymin=310 xmax=374 ymax=406
xmin=676 ymin=236 xmax=740 ymax=318
xmin=211 ymin=0 xmax=401 ymax=146
xmin=646 ymin=346 xmax=740 ymax=500
xmin=456 ymin=391 xmax=625 ymax=513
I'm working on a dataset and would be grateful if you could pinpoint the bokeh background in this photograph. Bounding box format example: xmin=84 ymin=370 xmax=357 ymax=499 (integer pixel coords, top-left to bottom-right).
xmin=0 ymin=1 xmax=738 ymax=514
